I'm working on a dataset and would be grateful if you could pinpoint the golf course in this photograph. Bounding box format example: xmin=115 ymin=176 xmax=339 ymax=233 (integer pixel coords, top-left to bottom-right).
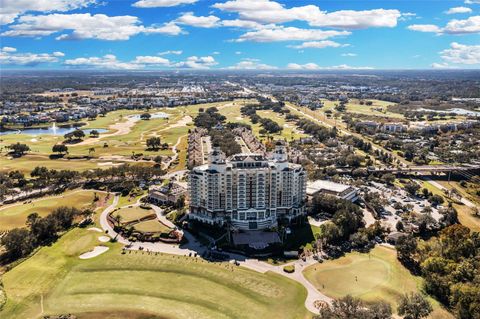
xmin=1 ymin=227 xmax=309 ymax=319
xmin=0 ymin=190 xmax=112 ymax=231
xmin=303 ymin=246 xmax=454 ymax=318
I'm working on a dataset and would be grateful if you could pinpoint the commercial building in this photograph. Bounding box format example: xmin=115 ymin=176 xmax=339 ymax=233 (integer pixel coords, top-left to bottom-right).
xmin=306 ymin=180 xmax=358 ymax=202
xmin=188 ymin=142 xmax=307 ymax=230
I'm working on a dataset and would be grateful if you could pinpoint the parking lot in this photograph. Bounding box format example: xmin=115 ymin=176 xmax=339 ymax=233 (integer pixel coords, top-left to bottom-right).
xmin=361 ymin=181 xmax=442 ymax=231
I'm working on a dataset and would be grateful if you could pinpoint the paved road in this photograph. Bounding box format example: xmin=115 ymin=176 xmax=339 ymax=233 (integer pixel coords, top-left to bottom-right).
xmin=98 ymin=199 xmax=331 ymax=313
xmin=424 ymin=178 xmax=478 ymax=209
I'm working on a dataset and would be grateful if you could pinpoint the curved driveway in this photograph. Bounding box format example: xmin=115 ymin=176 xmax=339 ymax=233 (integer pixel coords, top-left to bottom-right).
xmin=98 ymin=197 xmax=331 ymax=313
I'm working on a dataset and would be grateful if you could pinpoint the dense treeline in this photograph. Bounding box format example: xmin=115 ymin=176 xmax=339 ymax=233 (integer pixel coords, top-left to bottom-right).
xmin=311 ymin=195 xmax=364 ymax=242
xmin=0 ymin=164 xmax=164 ymax=201
xmin=193 ymin=107 xmax=241 ymax=156
xmin=240 ymin=104 xmax=283 ymax=134
xmin=296 ymin=118 xmax=337 ymax=142
xmin=0 ymin=207 xmax=90 ymax=263
xmin=194 ymin=107 xmax=226 ymax=129
xmin=396 ymin=225 xmax=480 ymax=319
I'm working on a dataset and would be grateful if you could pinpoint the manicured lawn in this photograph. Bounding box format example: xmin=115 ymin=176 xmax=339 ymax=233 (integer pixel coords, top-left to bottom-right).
xmin=1 ymin=228 xmax=309 ymax=319
xmin=113 ymin=206 xmax=155 ymax=224
xmin=133 ymin=219 xmax=171 ymax=233
xmin=0 ymin=190 xmax=111 ymax=231
xmin=303 ymin=246 xmax=453 ymax=318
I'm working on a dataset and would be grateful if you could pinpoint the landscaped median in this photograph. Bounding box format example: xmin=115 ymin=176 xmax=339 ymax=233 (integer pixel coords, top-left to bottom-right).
xmin=108 ymin=204 xmax=182 ymax=243
xmin=283 ymin=265 xmax=295 ymax=273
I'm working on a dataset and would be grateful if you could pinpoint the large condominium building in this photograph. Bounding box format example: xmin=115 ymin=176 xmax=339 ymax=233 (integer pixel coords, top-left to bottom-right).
xmin=188 ymin=142 xmax=307 ymax=230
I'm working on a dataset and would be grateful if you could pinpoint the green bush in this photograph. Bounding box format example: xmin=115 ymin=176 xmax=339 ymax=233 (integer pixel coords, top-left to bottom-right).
xmin=283 ymin=265 xmax=295 ymax=273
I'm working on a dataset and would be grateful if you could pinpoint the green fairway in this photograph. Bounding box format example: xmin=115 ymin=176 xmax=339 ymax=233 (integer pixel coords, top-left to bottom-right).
xmin=1 ymin=228 xmax=309 ymax=319
xmin=319 ymin=99 xmax=402 ymax=119
xmin=303 ymin=246 xmax=453 ymax=318
xmin=0 ymin=190 xmax=111 ymax=231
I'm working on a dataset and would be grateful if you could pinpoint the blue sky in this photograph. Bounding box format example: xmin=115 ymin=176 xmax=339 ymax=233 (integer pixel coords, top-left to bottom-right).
xmin=1 ymin=0 xmax=479 ymax=70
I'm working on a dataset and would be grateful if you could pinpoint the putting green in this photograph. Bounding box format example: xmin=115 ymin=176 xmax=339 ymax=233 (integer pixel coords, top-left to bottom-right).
xmin=303 ymin=246 xmax=454 ymax=318
xmin=1 ymin=228 xmax=309 ymax=319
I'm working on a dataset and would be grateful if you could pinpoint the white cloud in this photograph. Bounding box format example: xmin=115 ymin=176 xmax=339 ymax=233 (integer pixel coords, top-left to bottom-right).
xmin=287 ymin=63 xmax=373 ymax=70
xmin=221 ymin=19 xmax=266 ymax=29
xmin=212 ymin=0 xmax=401 ymax=29
xmin=176 ymin=12 xmax=219 ymax=28
xmin=444 ymin=16 xmax=480 ymax=34
xmin=431 ymin=62 xmax=452 ymax=69
xmin=174 ymin=55 xmax=218 ymax=69
xmin=2 ymin=13 xmax=183 ymax=40
xmin=53 ymin=51 xmax=65 ymax=57
xmin=0 ymin=0 xmax=96 ymax=25
xmin=408 ymin=16 xmax=480 ymax=34
xmin=407 ymin=24 xmax=442 ymax=33
xmin=308 ymin=9 xmax=401 ymax=29
xmin=158 ymin=50 xmax=182 ymax=55
xmin=288 ymin=40 xmax=344 ymax=49
xmin=0 ymin=47 xmax=63 ymax=66
xmin=133 ymin=0 xmax=197 ymax=8
xmin=212 ymin=51 xmax=220 ymax=55
xmin=228 ymin=59 xmax=277 ymax=70
xmin=1 ymin=46 xmax=17 ymax=52
xmin=64 ymin=54 xmax=218 ymax=69
xmin=287 ymin=63 xmax=320 ymax=70
xmin=133 ymin=56 xmax=171 ymax=65
xmin=342 ymin=53 xmax=357 ymax=57
xmin=445 ymin=7 xmax=472 ymax=14
xmin=237 ymin=26 xmax=350 ymax=42
xmin=465 ymin=0 xmax=480 ymax=4
xmin=328 ymin=64 xmax=374 ymax=70
xmin=440 ymin=42 xmax=480 ymax=64
xmin=64 ymin=54 xmax=140 ymax=69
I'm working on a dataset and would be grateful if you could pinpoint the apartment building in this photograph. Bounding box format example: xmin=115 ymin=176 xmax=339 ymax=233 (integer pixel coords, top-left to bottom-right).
xmin=188 ymin=142 xmax=306 ymax=230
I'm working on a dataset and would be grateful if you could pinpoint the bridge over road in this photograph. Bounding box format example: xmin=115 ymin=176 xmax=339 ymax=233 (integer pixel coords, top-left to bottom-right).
xmin=337 ymin=165 xmax=480 ymax=176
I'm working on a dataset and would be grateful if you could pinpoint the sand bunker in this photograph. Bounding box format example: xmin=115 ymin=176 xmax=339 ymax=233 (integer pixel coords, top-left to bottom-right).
xmin=88 ymin=227 xmax=103 ymax=233
xmin=98 ymin=236 xmax=110 ymax=243
xmin=79 ymin=246 xmax=109 ymax=259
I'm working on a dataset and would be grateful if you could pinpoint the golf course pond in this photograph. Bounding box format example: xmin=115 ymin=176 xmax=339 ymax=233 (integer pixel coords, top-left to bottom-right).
xmin=0 ymin=125 xmax=108 ymax=136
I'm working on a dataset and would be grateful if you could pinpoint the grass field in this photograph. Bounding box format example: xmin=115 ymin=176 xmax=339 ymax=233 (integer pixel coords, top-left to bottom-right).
xmin=1 ymin=228 xmax=309 ymax=319
xmin=133 ymin=219 xmax=171 ymax=233
xmin=0 ymin=190 xmax=111 ymax=231
xmin=303 ymin=246 xmax=453 ymax=318
xmin=113 ymin=206 xmax=155 ymax=224
xmin=319 ymin=99 xmax=402 ymax=119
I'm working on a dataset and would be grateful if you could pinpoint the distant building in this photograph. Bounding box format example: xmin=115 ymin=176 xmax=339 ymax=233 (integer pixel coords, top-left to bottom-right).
xmin=306 ymin=180 xmax=358 ymax=202
xmin=188 ymin=142 xmax=307 ymax=230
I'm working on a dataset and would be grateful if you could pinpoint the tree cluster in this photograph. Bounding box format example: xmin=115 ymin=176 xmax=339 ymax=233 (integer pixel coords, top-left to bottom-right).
xmin=1 ymin=207 xmax=88 ymax=263
xmin=396 ymin=225 xmax=480 ymax=319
